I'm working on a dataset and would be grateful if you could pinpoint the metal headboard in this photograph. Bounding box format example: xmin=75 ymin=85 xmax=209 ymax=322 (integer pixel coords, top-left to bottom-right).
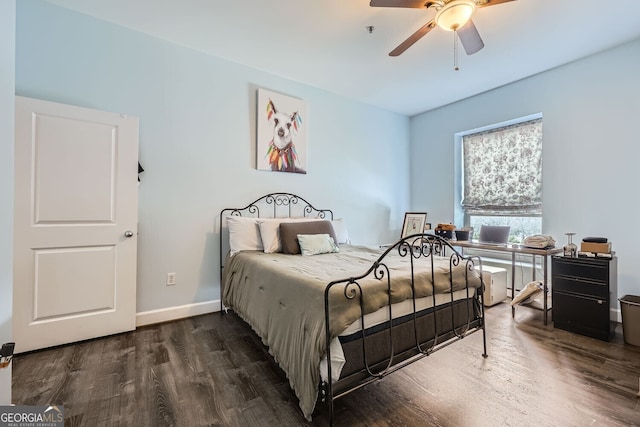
xmin=219 ymin=192 xmax=334 ymax=308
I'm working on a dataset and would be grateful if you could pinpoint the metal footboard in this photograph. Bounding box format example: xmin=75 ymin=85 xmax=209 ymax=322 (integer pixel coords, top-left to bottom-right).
xmin=321 ymin=234 xmax=488 ymax=425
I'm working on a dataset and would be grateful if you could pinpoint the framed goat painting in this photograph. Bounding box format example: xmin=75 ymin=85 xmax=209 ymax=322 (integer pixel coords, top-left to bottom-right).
xmin=256 ymin=88 xmax=307 ymax=174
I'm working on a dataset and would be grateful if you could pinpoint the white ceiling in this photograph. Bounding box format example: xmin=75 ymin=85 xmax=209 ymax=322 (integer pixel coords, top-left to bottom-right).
xmin=44 ymin=0 xmax=640 ymax=116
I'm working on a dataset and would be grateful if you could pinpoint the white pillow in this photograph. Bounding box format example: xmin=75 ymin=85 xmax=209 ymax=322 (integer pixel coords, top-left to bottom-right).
xmin=258 ymin=219 xmax=288 ymax=254
xmin=331 ymin=218 xmax=350 ymax=244
xmin=258 ymin=217 xmax=323 ymax=253
xmin=297 ymin=234 xmax=339 ymax=256
xmin=227 ymin=216 xmax=263 ymax=256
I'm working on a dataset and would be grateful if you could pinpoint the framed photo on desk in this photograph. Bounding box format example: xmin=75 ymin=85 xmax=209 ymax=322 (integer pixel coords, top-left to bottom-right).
xmin=401 ymin=212 xmax=427 ymax=238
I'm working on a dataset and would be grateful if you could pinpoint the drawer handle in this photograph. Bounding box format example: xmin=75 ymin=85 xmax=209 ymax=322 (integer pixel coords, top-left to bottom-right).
xmin=597 ymin=300 xmax=604 ymax=304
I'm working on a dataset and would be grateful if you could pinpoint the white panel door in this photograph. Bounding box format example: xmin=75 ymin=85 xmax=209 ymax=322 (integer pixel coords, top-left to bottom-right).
xmin=13 ymin=96 xmax=138 ymax=353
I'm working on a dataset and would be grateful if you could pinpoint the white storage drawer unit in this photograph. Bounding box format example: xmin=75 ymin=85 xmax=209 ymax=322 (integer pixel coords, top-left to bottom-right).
xmin=481 ymin=265 xmax=508 ymax=307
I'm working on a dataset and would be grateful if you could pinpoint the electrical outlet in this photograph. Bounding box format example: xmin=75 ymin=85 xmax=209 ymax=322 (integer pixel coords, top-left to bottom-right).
xmin=166 ymin=272 xmax=176 ymax=286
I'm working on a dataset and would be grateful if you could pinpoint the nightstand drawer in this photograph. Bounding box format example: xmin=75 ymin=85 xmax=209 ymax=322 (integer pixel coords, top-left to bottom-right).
xmin=553 ymin=290 xmax=612 ymax=341
xmin=552 ymin=257 xmax=609 ymax=282
xmin=552 ymin=275 xmax=608 ymax=298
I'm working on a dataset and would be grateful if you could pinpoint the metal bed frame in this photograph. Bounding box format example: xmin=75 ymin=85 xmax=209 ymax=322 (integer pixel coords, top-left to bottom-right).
xmin=219 ymin=193 xmax=487 ymax=425
xmin=219 ymin=192 xmax=333 ymax=306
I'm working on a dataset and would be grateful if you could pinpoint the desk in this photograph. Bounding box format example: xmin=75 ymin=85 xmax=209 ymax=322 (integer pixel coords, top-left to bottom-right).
xmin=449 ymin=241 xmax=562 ymax=325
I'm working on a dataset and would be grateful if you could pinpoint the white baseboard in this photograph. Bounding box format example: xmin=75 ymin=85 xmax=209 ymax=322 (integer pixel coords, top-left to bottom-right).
xmin=136 ymin=299 xmax=221 ymax=327
xmin=613 ymin=308 xmax=622 ymax=324
xmin=133 ymin=299 xmax=623 ymax=327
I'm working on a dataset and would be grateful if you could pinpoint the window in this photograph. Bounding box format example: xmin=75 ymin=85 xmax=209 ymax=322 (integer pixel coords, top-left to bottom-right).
xmin=456 ymin=115 xmax=543 ymax=243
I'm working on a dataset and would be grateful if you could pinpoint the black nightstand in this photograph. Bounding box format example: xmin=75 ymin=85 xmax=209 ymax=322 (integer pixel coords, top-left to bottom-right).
xmin=551 ymin=256 xmax=617 ymax=341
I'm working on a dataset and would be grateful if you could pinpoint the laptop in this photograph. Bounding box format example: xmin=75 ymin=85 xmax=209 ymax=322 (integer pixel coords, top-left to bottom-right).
xmin=478 ymin=225 xmax=510 ymax=245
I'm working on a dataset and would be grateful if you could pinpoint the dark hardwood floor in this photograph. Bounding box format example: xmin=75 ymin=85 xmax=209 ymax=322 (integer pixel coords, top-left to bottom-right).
xmin=11 ymin=303 xmax=640 ymax=426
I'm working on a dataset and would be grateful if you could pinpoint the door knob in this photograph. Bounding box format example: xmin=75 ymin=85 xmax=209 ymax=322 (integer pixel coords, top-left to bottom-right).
xmin=124 ymin=231 xmax=135 ymax=238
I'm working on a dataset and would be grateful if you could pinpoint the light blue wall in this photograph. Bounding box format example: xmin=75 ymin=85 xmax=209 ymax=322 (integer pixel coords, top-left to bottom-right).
xmin=15 ymin=0 xmax=410 ymax=313
xmin=0 ymin=0 xmax=15 ymax=405
xmin=410 ymin=38 xmax=640 ymax=302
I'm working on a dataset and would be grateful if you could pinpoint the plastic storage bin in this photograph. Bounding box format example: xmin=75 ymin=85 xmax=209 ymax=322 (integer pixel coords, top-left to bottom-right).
xmin=619 ymin=295 xmax=640 ymax=346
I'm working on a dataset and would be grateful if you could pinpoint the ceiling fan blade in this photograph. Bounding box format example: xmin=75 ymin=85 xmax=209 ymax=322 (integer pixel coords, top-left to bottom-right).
xmin=476 ymin=0 xmax=516 ymax=8
xmin=389 ymin=20 xmax=436 ymax=56
xmin=370 ymin=0 xmax=430 ymax=8
xmin=457 ymin=19 xmax=484 ymax=55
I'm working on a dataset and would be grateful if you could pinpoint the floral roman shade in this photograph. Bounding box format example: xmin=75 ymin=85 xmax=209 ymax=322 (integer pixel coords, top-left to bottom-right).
xmin=461 ymin=118 xmax=542 ymax=215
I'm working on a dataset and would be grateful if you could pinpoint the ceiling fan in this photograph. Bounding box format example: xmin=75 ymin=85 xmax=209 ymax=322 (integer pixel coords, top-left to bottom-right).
xmin=370 ymin=0 xmax=515 ymax=58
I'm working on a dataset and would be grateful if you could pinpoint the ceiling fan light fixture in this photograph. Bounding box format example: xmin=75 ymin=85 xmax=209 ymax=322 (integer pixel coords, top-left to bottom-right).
xmin=435 ymin=0 xmax=476 ymax=31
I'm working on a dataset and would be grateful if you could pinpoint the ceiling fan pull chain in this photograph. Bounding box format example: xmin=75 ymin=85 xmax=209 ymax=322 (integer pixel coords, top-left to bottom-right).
xmin=454 ymin=31 xmax=458 ymax=70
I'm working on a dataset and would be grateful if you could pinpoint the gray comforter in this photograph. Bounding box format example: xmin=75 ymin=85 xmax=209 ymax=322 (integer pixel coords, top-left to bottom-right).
xmin=222 ymin=245 xmax=482 ymax=420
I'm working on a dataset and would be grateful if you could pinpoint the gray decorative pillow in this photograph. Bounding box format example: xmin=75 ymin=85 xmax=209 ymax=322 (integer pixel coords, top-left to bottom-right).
xmin=298 ymin=234 xmax=339 ymax=256
xmin=280 ymin=221 xmax=338 ymax=255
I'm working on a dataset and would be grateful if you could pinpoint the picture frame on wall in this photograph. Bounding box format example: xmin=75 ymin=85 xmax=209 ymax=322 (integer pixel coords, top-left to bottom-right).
xmin=401 ymin=212 xmax=428 ymax=238
xmin=256 ymin=88 xmax=307 ymax=174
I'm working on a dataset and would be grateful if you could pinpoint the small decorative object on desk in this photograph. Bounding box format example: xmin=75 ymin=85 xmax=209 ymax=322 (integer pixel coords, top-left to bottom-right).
xmin=454 ymin=227 xmax=472 ymax=241
xmin=435 ymin=223 xmax=455 ymax=239
xmin=563 ymin=232 xmax=577 ymax=257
